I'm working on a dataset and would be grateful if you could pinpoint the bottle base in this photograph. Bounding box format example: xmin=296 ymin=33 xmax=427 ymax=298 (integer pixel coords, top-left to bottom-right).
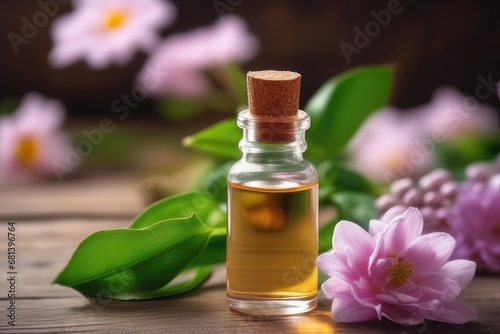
xmin=227 ymin=293 xmax=317 ymax=315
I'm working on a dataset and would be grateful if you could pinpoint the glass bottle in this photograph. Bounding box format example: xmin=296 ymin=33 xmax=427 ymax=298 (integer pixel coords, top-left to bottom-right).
xmin=226 ymin=70 xmax=318 ymax=315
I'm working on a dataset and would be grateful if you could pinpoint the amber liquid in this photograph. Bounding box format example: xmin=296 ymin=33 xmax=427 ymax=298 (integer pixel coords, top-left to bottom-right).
xmin=227 ymin=181 xmax=318 ymax=305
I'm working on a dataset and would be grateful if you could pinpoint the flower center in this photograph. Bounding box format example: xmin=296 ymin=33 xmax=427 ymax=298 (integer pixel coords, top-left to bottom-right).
xmin=388 ymin=253 xmax=414 ymax=286
xmin=384 ymin=152 xmax=404 ymax=174
xmin=104 ymin=11 xmax=126 ymax=30
xmin=15 ymin=136 xmax=39 ymax=168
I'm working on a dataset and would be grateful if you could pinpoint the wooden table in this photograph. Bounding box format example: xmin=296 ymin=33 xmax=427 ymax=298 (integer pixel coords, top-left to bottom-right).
xmin=1 ymin=174 xmax=499 ymax=333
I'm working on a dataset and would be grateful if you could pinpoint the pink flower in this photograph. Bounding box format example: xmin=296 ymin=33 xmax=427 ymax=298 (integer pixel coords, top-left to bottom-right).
xmin=348 ymin=108 xmax=432 ymax=182
xmin=49 ymin=0 xmax=176 ymax=69
xmin=0 ymin=93 xmax=69 ymax=181
xmin=348 ymin=87 xmax=499 ymax=182
xmin=419 ymin=87 xmax=498 ymax=139
xmin=449 ymin=175 xmax=500 ymax=272
xmin=137 ymin=15 xmax=258 ymax=97
xmin=317 ymin=207 xmax=477 ymax=325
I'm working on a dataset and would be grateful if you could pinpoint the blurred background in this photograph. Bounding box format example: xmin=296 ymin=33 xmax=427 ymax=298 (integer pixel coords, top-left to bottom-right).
xmin=1 ymin=0 xmax=500 ymax=312
xmin=1 ymin=0 xmax=500 ymax=112
xmin=0 ymin=0 xmax=499 ymax=189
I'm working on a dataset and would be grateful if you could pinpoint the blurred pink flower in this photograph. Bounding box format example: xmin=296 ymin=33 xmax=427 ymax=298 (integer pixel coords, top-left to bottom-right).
xmin=449 ymin=175 xmax=500 ymax=272
xmin=348 ymin=87 xmax=499 ymax=182
xmin=348 ymin=108 xmax=432 ymax=182
xmin=0 ymin=93 xmax=69 ymax=181
xmin=137 ymin=15 xmax=258 ymax=97
xmin=317 ymin=207 xmax=477 ymax=325
xmin=49 ymin=0 xmax=176 ymax=69
xmin=419 ymin=87 xmax=498 ymax=139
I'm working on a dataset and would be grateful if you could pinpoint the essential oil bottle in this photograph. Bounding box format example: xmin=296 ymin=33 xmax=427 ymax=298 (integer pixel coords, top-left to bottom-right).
xmin=226 ymin=70 xmax=318 ymax=315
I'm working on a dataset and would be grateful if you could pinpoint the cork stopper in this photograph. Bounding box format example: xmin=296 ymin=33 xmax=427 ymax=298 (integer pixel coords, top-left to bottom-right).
xmin=246 ymin=70 xmax=301 ymax=143
xmin=247 ymin=70 xmax=301 ymax=117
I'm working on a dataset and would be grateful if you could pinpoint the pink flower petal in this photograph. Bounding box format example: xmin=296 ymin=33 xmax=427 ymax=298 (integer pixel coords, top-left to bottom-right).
xmin=450 ymin=182 xmax=500 ymax=272
xmin=380 ymin=207 xmax=423 ymax=255
xmin=15 ymin=93 xmax=64 ymax=133
xmin=321 ymin=276 xmax=352 ymax=300
xmin=316 ymin=251 xmax=337 ymax=277
xmin=406 ymin=232 xmax=456 ymax=272
xmin=49 ymin=0 xmax=177 ymax=69
xmin=381 ymin=305 xmax=425 ymax=325
xmin=387 ymin=281 xmax=422 ymax=303
xmin=426 ymin=301 xmax=478 ymax=324
xmin=416 ymin=274 xmax=461 ymax=301
xmin=368 ymin=219 xmax=386 ymax=236
xmin=439 ymin=260 xmax=476 ymax=288
xmin=368 ymin=257 xmax=391 ymax=288
xmin=333 ymin=221 xmax=375 ymax=259
xmin=380 ymin=205 xmax=407 ymax=223
xmin=478 ymin=250 xmax=500 ymax=272
xmin=0 ymin=93 xmax=69 ymax=181
xmin=352 ymin=280 xmax=381 ymax=308
xmin=331 ymin=298 xmax=378 ymax=323
xmin=136 ymin=15 xmax=258 ymax=97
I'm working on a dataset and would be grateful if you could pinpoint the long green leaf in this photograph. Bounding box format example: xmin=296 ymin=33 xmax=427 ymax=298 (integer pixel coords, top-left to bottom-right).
xmin=54 ymin=215 xmax=213 ymax=300
xmin=131 ymin=266 xmax=212 ymax=299
xmin=130 ymin=191 xmax=227 ymax=276
xmin=129 ymin=191 xmax=220 ymax=229
xmin=305 ymin=65 xmax=393 ymax=158
xmin=188 ymin=229 xmax=226 ymax=268
xmin=183 ymin=118 xmax=241 ymax=160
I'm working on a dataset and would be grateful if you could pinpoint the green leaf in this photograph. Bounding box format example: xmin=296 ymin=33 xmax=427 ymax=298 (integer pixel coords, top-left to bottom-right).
xmin=318 ymin=217 xmax=338 ymax=254
xmin=318 ymin=270 xmax=330 ymax=286
xmin=183 ymin=118 xmax=241 ymax=160
xmin=76 ymin=129 xmax=134 ymax=165
xmin=318 ymin=192 xmax=377 ymax=254
xmin=129 ymin=191 xmax=227 ymax=276
xmin=316 ymin=160 xmax=376 ymax=202
xmin=331 ymin=192 xmax=377 ymax=230
xmin=434 ymin=134 xmax=500 ymax=180
xmin=224 ymin=63 xmax=248 ymax=109
xmin=158 ymin=97 xmax=208 ymax=121
xmin=195 ymin=161 xmax=234 ymax=207
xmin=130 ymin=191 xmax=220 ymax=229
xmin=188 ymin=229 xmax=226 ymax=268
xmin=54 ymin=214 xmax=213 ymax=300
xmin=318 ymin=207 xmax=348 ymax=254
xmin=158 ymin=92 xmax=234 ymax=121
xmin=0 ymin=97 xmax=21 ymax=116
xmin=305 ymin=65 xmax=393 ymax=158
xmin=131 ymin=266 xmax=212 ymax=299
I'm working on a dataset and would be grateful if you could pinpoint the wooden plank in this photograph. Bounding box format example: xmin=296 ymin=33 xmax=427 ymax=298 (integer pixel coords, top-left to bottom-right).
xmin=0 ymin=220 xmax=125 ymax=298
xmin=0 ymin=280 xmax=499 ymax=334
xmin=0 ymin=175 xmax=144 ymax=219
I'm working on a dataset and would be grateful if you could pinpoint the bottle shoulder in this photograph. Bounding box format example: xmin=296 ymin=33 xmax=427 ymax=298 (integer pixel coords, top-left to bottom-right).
xmin=228 ymin=159 xmax=318 ymax=186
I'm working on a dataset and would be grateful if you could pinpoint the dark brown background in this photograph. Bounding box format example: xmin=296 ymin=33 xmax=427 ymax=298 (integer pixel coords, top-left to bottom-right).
xmin=1 ymin=0 xmax=499 ymax=118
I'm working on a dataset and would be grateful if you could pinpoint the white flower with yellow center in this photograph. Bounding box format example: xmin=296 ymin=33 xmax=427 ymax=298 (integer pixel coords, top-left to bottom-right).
xmin=49 ymin=0 xmax=177 ymax=69
xmin=0 ymin=93 xmax=69 ymax=181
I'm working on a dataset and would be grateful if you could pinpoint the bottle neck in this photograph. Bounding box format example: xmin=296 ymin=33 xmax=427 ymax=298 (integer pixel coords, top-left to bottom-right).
xmin=237 ymin=109 xmax=309 ymax=164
